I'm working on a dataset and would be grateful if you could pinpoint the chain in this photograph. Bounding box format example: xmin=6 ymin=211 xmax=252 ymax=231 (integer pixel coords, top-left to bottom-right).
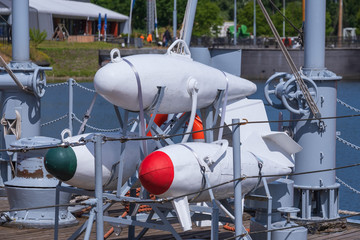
xmin=46 ymin=82 xmax=68 ymax=88
xmin=73 ymin=81 xmax=96 ymax=93
xmin=73 ymin=114 xmax=121 ymax=132
xmin=337 ymin=98 xmax=360 ymax=113
xmin=40 ymin=114 xmax=68 ymax=127
xmin=336 ymin=176 xmax=360 ymax=195
xmin=337 ymin=136 xmax=360 ymax=151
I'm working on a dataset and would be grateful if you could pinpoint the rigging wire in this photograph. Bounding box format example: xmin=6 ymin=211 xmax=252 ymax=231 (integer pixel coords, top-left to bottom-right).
xmin=267 ymin=0 xmax=303 ymax=35
xmin=257 ymin=0 xmax=321 ymax=118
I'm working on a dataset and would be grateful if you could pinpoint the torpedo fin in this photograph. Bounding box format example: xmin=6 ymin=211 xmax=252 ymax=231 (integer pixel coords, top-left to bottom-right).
xmin=262 ymin=132 xmax=302 ymax=155
xmin=223 ymin=98 xmax=271 ymax=142
xmin=172 ymin=196 xmax=192 ymax=231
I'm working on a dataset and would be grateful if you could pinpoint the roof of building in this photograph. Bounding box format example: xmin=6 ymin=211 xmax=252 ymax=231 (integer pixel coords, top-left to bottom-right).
xmin=0 ymin=0 xmax=128 ymax=21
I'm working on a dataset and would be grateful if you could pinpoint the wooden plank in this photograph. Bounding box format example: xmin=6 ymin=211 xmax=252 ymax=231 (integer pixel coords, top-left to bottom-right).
xmin=2 ymin=196 xmax=360 ymax=240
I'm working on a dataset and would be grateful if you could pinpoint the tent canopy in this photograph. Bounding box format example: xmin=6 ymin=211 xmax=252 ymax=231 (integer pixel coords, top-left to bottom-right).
xmin=29 ymin=0 xmax=128 ymax=21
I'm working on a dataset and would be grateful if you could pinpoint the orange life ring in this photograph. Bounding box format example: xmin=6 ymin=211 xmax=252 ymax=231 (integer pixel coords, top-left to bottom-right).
xmin=147 ymin=114 xmax=205 ymax=141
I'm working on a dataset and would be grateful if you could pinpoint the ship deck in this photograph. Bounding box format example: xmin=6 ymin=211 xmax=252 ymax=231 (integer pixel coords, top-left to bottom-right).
xmin=0 ymin=197 xmax=359 ymax=240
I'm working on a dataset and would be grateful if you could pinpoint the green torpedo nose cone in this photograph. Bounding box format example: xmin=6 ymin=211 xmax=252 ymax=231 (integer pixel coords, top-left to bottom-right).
xmin=45 ymin=147 xmax=77 ymax=181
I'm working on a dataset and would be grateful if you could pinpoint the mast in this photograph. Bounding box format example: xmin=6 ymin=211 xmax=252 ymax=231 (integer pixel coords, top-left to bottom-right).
xmin=302 ymin=0 xmax=305 ymax=23
xmin=338 ymin=0 xmax=343 ymax=46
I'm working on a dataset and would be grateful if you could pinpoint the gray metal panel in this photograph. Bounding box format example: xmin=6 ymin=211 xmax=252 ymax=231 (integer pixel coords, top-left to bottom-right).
xmin=293 ymin=80 xmax=337 ymax=187
xmin=190 ymin=48 xmax=242 ymax=76
xmin=190 ymin=47 xmax=211 ymax=66
xmin=211 ymin=49 xmax=241 ymax=76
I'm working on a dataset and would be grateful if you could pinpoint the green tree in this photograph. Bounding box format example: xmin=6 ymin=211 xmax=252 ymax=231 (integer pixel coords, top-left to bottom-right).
xmin=270 ymin=1 xmax=303 ymax=37
xmin=238 ymin=1 xmax=273 ymax=37
xmin=356 ymin=8 xmax=360 ymax=35
xmin=192 ymin=0 xmax=223 ymax=37
xmin=29 ymin=28 xmax=47 ymax=48
xmin=343 ymin=0 xmax=360 ymax=28
xmin=156 ymin=0 xmax=187 ymax=28
xmin=326 ymin=11 xmax=334 ymax=36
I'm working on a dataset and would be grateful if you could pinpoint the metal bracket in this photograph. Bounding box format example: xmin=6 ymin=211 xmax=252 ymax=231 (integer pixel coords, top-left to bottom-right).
xmin=318 ymin=120 xmax=326 ymax=133
xmin=145 ymin=86 xmax=166 ymax=135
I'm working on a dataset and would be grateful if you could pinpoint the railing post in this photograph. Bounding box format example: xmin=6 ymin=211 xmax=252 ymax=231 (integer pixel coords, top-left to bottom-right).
xmin=54 ymin=182 xmax=60 ymax=240
xmin=68 ymin=78 xmax=74 ymax=135
xmin=234 ymin=0 xmax=237 ymax=46
xmin=232 ymin=119 xmax=242 ymax=239
xmin=94 ymin=134 xmax=104 ymax=239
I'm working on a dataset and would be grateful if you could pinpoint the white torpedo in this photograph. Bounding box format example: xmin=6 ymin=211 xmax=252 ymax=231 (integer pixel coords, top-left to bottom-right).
xmin=94 ymin=40 xmax=256 ymax=114
xmin=139 ymin=136 xmax=301 ymax=201
xmin=44 ymin=132 xmax=148 ymax=190
xmin=138 ymin=98 xmax=302 ymax=231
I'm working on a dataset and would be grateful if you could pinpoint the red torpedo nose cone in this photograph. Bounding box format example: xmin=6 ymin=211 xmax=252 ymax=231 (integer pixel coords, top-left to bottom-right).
xmin=139 ymin=151 xmax=174 ymax=195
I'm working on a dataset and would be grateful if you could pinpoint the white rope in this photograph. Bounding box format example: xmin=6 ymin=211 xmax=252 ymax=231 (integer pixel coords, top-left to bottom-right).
xmin=337 ymin=98 xmax=360 ymax=113
xmin=337 ymin=136 xmax=360 ymax=151
xmin=73 ymin=114 xmax=121 ymax=132
xmin=336 ymin=176 xmax=360 ymax=195
xmin=41 ymin=114 xmax=68 ymax=127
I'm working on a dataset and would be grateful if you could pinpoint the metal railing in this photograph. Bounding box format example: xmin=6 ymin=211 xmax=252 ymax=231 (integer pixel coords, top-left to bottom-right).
xmin=190 ymin=35 xmax=360 ymax=49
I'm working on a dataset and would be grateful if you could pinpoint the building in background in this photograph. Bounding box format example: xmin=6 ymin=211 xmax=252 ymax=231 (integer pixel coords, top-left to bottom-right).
xmin=0 ymin=0 xmax=129 ymax=41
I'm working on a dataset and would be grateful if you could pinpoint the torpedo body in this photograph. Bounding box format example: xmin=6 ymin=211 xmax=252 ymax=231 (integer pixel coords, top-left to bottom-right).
xmin=44 ymin=133 xmax=144 ymax=190
xmin=94 ymin=48 xmax=256 ymax=114
xmin=139 ymin=134 xmax=301 ymax=202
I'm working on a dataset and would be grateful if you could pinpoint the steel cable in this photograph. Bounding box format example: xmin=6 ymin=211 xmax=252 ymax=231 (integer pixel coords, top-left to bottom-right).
xmin=257 ymin=0 xmax=321 ymax=118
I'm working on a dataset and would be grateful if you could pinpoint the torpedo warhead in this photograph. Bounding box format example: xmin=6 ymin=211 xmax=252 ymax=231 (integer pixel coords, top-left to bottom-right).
xmin=44 ymin=133 xmax=144 ymax=190
xmin=94 ymin=41 xmax=256 ymax=114
xmin=45 ymin=146 xmax=77 ymax=182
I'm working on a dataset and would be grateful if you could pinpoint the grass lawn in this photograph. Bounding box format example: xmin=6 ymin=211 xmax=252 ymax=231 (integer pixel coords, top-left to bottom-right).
xmin=38 ymin=41 xmax=121 ymax=82
xmin=0 ymin=40 xmax=158 ymax=82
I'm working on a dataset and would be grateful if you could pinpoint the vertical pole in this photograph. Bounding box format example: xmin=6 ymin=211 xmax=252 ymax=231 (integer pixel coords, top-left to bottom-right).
xmin=94 ymin=134 xmax=104 ymax=240
xmin=128 ymin=188 xmax=136 ymax=239
xmin=232 ymin=119 xmax=242 ymax=239
xmin=173 ymin=0 xmax=177 ymax=41
xmin=128 ymin=0 xmax=134 ymax=45
xmin=68 ymin=78 xmax=73 ymax=135
xmin=154 ymin=0 xmax=159 ymax=38
xmin=201 ymin=107 xmax=214 ymax=143
xmin=104 ymin=14 xmax=107 ymax=42
xmin=182 ymin=0 xmax=198 ymax=46
xmin=211 ymin=200 xmax=219 ymax=240
xmin=84 ymin=208 xmax=96 ymax=240
xmin=54 ymin=183 xmax=60 ymax=240
xmin=338 ymin=0 xmax=343 ymax=47
xmin=253 ymin=0 xmax=256 ymax=45
xmin=283 ymin=0 xmax=285 ymax=38
xmin=293 ymin=0 xmax=341 ymax=221
xmin=147 ymin=0 xmax=155 ymax=35
xmin=234 ymin=0 xmax=237 ymax=45
xmin=302 ymin=0 xmax=305 ymax=23
xmin=304 ymin=0 xmax=325 ymax=69
xmin=12 ymin=0 xmax=30 ymax=62
xmin=98 ymin=13 xmax=101 ymax=41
